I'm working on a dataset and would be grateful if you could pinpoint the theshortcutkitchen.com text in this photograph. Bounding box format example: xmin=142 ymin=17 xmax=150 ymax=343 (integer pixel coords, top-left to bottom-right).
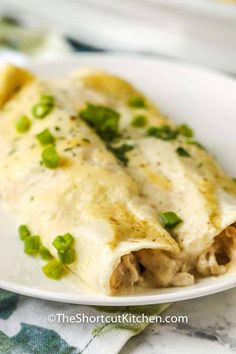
xmin=47 ymin=313 xmax=188 ymax=325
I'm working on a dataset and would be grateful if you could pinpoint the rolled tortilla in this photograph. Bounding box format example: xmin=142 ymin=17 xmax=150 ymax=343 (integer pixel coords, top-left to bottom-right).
xmin=0 ymin=66 xmax=179 ymax=295
xmin=67 ymin=69 xmax=236 ymax=287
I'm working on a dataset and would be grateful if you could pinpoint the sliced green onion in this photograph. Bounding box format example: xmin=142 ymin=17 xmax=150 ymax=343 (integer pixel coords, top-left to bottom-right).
xmin=24 ymin=235 xmax=40 ymax=255
xmin=16 ymin=115 xmax=31 ymax=133
xmin=128 ymin=96 xmax=146 ymax=108
xmin=52 ymin=233 xmax=74 ymax=252
xmin=176 ymin=147 xmax=191 ymax=157
xmin=42 ymin=259 xmax=64 ymax=280
xmin=39 ymin=95 xmax=55 ymax=106
xmin=178 ymin=124 xmax=194 ymax=138
xmin=18 ymin=224 xmax=31 ymax=240
xmin=160 ymin=211 xmax=183 ymax=229
xmin=58 ymin=248 xmax=76 ymax=265
xmin=80 ymin=103 xmax=120 ymax=142
xmin=108 ymin=144 xmax=134 ymax=166
xmin=187 ymin=139 xmax=205 ymax=150
xmin=36 ymin=128 xmax=55 ymax=146
xmin=52 ymin=233 xmax=76 ymax=265
xmin=147 ymin=126 xmax=178 ymax=141
xmin=131 ymin=115 xmax=148 ymax=127
xmin=39 ymin=245 xmax=53 ymax=260
xmin=41 ymin=145 xmax=60 ymax=169
xmin=32 ymin=95 xmax=55 ymax=119
xmin=32 ymin=103 xmax=53 ymax=119
xmin=82 ymin=138 xmax=90 ymax=143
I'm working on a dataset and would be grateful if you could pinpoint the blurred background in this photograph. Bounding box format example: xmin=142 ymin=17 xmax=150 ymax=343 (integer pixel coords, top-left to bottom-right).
xmin=0 ymin=0 xmax=236 ymax=73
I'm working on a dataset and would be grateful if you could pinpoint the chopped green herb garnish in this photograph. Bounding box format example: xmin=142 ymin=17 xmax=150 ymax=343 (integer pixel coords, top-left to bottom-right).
xmin=82 ymin=138 xmax=90 ymax=143
xmin=24 ymin=235 xmax=40 ymax=255
xmin=108 ymin=144 xmax=134 ymax=166
xmin=187 ymin=139 xmax=205 ymax=150
xmin=160 ymin=212 xmax=183 ymax=229
xmin=18 ymin=224 xmax=31 ymax=240
xmin=41 ymin=145 xmax=60 ymax=169
xmin=39 ymin=245 xmax=53 ymax=260
xmin=40 ymin=95 xmax=55 ymax=106
xmin=18 ymin=224 xmax=68 ymax=278
xmin=32 ymin=104 xmax=53 ymax=119
xmin=176 ymin=147 xmax=191 ymax=157
xmin=128 ymin=96 xmax=146 ymax=108
xmin=36 ymin=128 xmax=55 ymax=146
xmin=58 ymin=248 xmax=76 ymax=265
xmin=178 ymin=124 xmax=193 ymax=138
xmin=52 ymin=233 xmax=76 ymax=265
xmin=147 ymin=125 xmax=178 ymax=141
xmin=64 ymin=147 xmax=74 ymax=152
xmin=32 ymin=95 xmax=55 ymax=119
xmin=52 ymin=233 xmax=74 ymax=253
xmin=42 ymin=259 xmax=65 ymax=280
xmin=131 ymin=115 xmax=148 ymax=127
xmin=16 ymin=115 xmax=31 ymax=133
xmin=80 ymin=103 xmax=120 ymax=141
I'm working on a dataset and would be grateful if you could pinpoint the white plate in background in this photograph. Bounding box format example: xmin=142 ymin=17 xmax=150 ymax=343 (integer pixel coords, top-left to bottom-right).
xmin=0 ymin=54 xmax=236 ymax=305
xmin=1 ymin=0 xmax=236 ymax=73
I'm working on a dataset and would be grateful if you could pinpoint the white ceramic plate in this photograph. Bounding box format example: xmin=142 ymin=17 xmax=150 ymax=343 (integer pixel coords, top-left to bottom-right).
xmin=1 ymin=54 xmax=236 ymax=306
xmin=1 ymin=0 xmax=236 ymax=72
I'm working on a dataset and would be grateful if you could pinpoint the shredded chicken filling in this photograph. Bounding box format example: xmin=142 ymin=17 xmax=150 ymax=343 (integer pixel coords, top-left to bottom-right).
xmin=110 ymin=224 xmax=236 ymax=293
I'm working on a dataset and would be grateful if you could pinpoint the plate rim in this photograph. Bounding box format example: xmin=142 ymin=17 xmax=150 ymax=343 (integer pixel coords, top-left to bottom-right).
xmin=26 ymin=52 xmax=236 ymax=85
xmin=1 ymin=275 xmax=236 ymax=306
